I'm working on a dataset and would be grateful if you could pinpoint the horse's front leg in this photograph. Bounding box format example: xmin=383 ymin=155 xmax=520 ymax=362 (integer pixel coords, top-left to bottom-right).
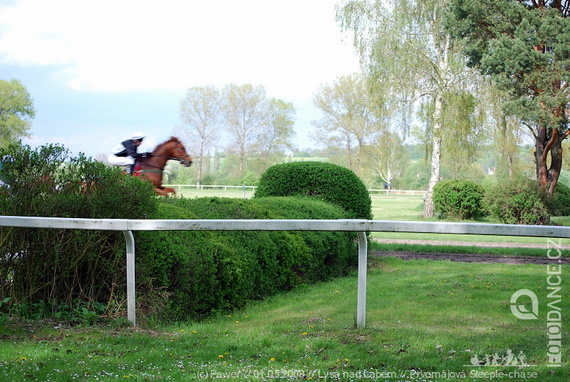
xmin=154 ymin=186 xmax=176 ymax=197
xmin=162 ymin=187 xmax=176 ymax=197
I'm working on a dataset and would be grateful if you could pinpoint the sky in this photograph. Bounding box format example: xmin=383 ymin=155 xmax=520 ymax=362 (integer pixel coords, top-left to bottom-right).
xmin=0 ymin=0 xmax=361 ymax=158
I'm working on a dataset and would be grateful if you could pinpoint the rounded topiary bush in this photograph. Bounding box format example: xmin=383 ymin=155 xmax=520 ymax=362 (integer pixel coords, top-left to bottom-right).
xmin=254 ymin=161 xmax=372 ymax=220
xmin=433 ymin=179 xmax=485 ymax=220
xmin=484 ymin=176 xmax=550 ymax=225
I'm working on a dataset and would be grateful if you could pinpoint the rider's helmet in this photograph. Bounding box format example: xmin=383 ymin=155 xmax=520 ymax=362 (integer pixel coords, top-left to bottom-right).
xmin=131 ymin=132 xmax=146 ymax=141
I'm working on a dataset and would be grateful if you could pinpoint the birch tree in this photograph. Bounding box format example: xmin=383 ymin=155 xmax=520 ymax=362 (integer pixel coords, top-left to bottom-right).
xmin=363 ymin=130 xmax=409 ymax=188
xmin=338 ymin=0 xmax=477 ymax=217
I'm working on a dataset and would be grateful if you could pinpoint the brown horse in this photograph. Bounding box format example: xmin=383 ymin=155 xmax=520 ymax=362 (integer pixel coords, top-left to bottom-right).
xmin=135 ymin=137 xmax=192 ymax=196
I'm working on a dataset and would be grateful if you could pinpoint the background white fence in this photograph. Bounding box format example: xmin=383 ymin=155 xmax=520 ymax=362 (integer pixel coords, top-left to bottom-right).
xmin=1 ymin=216 xmax=568 ymax=327
xmin=164 ymin=184 xmax=427 ymax=197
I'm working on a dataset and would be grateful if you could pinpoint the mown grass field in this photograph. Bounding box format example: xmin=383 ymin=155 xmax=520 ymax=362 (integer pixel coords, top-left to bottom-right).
xmin=1 ymin=190 xmax=568 ymax=381
xmin=1 ymin=257 xmax=567 ymax=381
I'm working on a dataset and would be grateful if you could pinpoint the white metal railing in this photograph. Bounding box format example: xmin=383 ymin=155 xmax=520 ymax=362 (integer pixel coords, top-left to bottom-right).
xmin=165 ymin=184 xmax=257 ymax=191
xmin=1 ymin=216 xmax=568 ymax=328
xmin=368 ymin=189 xmax=427 ymax=196
xmin=164 ymin=185 xmax=426 ymax=196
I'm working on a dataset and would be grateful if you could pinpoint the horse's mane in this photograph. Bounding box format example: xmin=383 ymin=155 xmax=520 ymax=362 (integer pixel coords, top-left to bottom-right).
xmin=153 ymin=137 xmax=180 ymax=151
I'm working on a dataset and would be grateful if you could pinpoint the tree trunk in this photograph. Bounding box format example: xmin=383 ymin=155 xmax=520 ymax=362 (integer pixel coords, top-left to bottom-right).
xmin=424 ymin=93 xmax=443 ymax=218
xmin=535 ymin=124 xmax=549 ymax=189
xmin=535 ymin=124 xmax=564 ymax=195
xmin=548 ymin=133 xmax=564 ymax=195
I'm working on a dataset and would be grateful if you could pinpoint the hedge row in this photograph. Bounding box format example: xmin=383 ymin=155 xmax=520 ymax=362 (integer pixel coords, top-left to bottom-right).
xmin=0 ymin=143 xmax=158 ymax=318
xmin=136 ymin=196 xmax=357 ymax=321
xmin=1 ymin=146 xmax=365 ymax=323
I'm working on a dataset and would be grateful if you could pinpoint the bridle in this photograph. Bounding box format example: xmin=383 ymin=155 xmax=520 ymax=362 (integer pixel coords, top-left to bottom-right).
xmin=140 ymin=141 xmax=192 ymax=170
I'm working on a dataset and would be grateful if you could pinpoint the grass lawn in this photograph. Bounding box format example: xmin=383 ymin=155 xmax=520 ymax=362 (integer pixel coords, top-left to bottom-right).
xmin=1 ymin=257 xmax=567 ymax=381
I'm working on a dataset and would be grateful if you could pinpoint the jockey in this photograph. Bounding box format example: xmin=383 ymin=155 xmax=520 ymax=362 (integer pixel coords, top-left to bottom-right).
xmin=107 ymin=132 xmax=148 ymax=174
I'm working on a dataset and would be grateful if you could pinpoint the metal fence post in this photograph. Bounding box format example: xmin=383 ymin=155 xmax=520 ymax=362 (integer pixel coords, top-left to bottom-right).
xmin=356 ymin=231 xmax=367 ymax=329
xmin=122 ymin=230 xmax=136 ymax=326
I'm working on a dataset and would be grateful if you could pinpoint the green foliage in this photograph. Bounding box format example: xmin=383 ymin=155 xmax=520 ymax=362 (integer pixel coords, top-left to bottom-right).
xmin=0 ymin=78 xmax=35 ymax=148
xmin=135 ymin=196 xmax=357 ymax=321
xmin=0 ymin=142 xmax=158 ymax=319
xmin=484 ymin=176 xmax=550 ymax=225
xmin=254 ymin=161 xmax=372 ymax=219
xmin=548 ymin=182 xmax=570 ymax=217
xmin=433 ymin=179 xmax=485 ymax=220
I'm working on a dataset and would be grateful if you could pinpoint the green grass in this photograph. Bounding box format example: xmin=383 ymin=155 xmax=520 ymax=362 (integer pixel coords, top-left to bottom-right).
xmin=1 ymin=257 xmax=567 ymax=381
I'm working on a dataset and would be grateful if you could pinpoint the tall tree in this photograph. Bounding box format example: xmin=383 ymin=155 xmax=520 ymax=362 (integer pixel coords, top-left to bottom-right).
xmin=479 ymin=79 xmax=524 ymax=179
xmin=312 ymin=73 xmax=384 ymax=175
xmin=176 ymin=85 xmax=221 ymax=186
xmin=363 ymin=130 xmax=409 ymax=188
xmin=447 ymin=0 xmax=570 ymax=194
xmin=0 ymin=79 xmax=35 ymax=148
xmin=222 ymin=84 xmax=267 ymax=179
xmin=253 ymin=98 xmax=296 ymax=173
xmin=338 ymin=0 xmax=478 ymax=217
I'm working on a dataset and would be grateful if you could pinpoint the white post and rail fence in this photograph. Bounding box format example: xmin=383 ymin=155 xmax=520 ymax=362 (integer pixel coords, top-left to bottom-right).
xmin=1 ymin=216 xmax=568 ymax=328
xmin=164 ymin=184 xmax=427 ymax=197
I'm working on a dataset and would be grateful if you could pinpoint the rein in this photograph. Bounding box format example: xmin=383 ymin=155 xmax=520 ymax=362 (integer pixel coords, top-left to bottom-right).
xmin=148 ymin=154 xmax=181 ymax=161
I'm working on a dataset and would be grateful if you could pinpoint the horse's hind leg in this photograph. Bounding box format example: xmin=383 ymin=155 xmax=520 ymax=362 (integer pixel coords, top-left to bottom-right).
xmin=154 ymin=187 xmax=176 ymax=197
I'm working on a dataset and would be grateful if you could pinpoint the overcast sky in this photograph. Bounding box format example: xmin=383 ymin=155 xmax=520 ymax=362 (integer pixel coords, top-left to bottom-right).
xmin=0 ymin=0 xmax=360 ymax=158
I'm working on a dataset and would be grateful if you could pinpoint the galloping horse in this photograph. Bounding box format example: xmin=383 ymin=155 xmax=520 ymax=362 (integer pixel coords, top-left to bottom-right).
xmin=135 ymin=137 xmax=192 ymax=196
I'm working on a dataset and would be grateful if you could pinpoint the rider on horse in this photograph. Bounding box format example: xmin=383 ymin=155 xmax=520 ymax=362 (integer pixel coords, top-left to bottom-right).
xmin=107 ymin=132 xmax=149 ymax=175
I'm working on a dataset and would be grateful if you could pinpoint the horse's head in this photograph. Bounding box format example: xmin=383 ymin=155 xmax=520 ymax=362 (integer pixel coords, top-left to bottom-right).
xmin=170 ymin=137 xmax=193 ymax=167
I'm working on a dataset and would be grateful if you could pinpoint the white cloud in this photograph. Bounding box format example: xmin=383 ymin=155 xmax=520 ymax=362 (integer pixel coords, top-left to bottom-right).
xmin=0 ymin=0 xmax=359 ymax=97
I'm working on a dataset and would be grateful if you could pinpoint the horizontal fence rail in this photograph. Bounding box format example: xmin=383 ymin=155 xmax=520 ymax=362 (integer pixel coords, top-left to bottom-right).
xmin=1 ymin=216 xmax=569 ymax=327
xmin=164 ymin=184 xmax=427 ymax=196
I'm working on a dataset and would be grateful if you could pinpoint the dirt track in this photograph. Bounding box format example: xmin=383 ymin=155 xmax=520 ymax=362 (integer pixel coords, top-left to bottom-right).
xmin=371 ymin=239 xmax=570 ymax=265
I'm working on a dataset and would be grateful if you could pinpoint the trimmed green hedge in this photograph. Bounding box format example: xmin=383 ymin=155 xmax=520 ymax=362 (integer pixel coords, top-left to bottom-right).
xmin=135 ymin=196 xmax=357 ymax=321
xmin=254 ymin=162 xmax=372 ymax=220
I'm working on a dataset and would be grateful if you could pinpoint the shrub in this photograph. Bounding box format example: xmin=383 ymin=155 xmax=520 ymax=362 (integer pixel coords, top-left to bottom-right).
xmin=138 ymin=196 xmax=357 ymax=320
xmin=0 ymin=142 xmax=158 ymax=316
xmin=433 ymin=179 xmax=485 ymax=220
xmin=254 ymin=161 xmax=372 ymax=220
xmin=484 ymin=176 xmax=550 ymax=225
xmin=548 ymin=182 xmax=570 ymax=217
